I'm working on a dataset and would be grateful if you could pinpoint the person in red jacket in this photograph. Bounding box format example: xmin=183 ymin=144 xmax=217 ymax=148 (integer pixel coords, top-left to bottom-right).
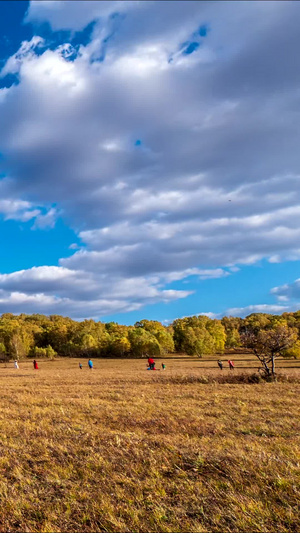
xmin=147 ymin=357 xmax=155 ymax=370
xmin=33 ymin=359 xmax=39 ymax=370
xmin=228 ymin=360 xmax=234 ymax=370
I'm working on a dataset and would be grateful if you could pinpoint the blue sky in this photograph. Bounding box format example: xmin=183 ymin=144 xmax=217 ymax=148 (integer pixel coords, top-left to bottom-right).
xmin=0 ymin=0 xmax=300 ymax=323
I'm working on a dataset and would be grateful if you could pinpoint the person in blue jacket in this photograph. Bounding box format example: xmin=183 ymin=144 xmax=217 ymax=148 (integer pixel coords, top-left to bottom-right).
xmin=88 ymin=359 xmax=93 ymax=370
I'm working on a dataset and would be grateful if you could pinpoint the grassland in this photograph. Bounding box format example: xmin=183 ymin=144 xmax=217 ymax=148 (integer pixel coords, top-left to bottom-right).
xmin=0 ymin=355 xmax=299 ymax=532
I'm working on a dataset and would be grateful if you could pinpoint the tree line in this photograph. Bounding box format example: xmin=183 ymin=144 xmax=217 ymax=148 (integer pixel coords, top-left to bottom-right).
xmin=0 ymin=312 xmax=300 ymax=368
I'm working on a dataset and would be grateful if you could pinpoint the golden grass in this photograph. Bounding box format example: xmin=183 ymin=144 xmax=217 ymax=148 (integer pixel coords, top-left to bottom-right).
xmin=0 ymin=356 xmax=299 ymax=532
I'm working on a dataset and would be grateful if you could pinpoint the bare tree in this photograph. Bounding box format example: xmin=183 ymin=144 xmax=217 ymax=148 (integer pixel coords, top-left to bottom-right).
xmin=241 ymin=326 xmax=297 ymax=378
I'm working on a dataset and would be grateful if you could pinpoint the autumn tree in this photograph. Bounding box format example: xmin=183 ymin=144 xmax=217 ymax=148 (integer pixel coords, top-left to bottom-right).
xmin=241 ymin=325 xmax=297 ymax=377
xmin=0 ymin=342 xmax=8 ymax=366
xmin=134 ymin=320 xmax=174 ymax=354
xmin=128 ymin=327 xmax=160 ymax=357
xmin=0 ymin=310 xmax=299 ymax=363
xmin=242 ymin=313 xmax=271 ymax=335
xmin=221 ymin=316 xmax=241 ymax=348
xmin=180 ymin=326 xmax=215 ymax=357
xmin=206 ymin=319 xmax=226 ymax=352
xmin=172 ymin=316 xmax=225 ymax=357
xmin=282 ymin=340 xmax=300 ymax=359
xmin=108 ymin=335 xmax=131 ymax=357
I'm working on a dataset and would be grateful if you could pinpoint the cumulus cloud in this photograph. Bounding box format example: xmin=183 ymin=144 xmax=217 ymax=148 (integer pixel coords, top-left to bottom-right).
xmin=0 ymin=180 xmax=57 ymax=227
xmin=0 ymin=36 xmax=45 ymax=77
xmin=162 ymin=311 xmax=218 ymax=325
xmin=33 ymin=207 xmax=58 ymax=229
xmin=0 ymin=266 xmax=192 ymax=318
xmin=25 ymin=1 xmax=135 ymax=32
xmin=0 ymin=198 xmax=39 ymax=222
xmin=162 ymin=268 xmax=229 ymax=283
xmin=225 ymin=304 xmax=292 ymax=318
xmin=0 ymin=1 xmax=299 ymax=317
xmin=271 ymin=279 xmax=300 ymax=303
xmin=0 ymin=289 xmax=143 ymax=319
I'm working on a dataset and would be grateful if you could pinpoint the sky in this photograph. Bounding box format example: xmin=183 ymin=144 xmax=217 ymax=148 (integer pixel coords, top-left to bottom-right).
xmin=0 ymin=1 xmax=300 ymax=324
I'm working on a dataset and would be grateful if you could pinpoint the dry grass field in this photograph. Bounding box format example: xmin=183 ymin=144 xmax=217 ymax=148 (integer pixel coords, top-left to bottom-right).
xmin=0 ymin=355 xmax=299 ymax=532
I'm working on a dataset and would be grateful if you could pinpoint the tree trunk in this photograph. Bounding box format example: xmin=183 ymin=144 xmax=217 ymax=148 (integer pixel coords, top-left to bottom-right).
xmin=257 ymin=354 xmax=270 ymax=376
xmin=271 ymin=355 xmax=276 ymax=376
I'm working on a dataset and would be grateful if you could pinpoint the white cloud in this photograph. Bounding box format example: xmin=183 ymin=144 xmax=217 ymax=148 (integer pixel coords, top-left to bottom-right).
xmin=0 ymin=198 xmax=41 ymax=223
xmin=25 ymin=1 xmax=135 ymax=32
xmin=0 ymin=36 xmax=45 ymax=77
xmin=271 ymin=279 xmax=300 ymax=302
xmin=0 ymin=266 xmax=192 ymax=318
xmin=162 ymin=311 xmax=218 ymax=325
xmin=0 ymin=289 xmax=143 ymax=319
xmin=33 ymin=208 xmax=58 ymax=229
xmin=162 ymin=268 xmax=229 ymax=283
xmin=0 ymin=2 xmax=299 ymax=317
xmin=225 ymin=304 xmax=292 ymax=318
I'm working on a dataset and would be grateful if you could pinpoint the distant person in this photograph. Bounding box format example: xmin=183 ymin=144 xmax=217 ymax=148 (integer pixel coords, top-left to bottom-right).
xmin=217 ymin=360 xmax=223 ymax=370
xmin=79 ymin=363 xmax=83 ymax=370
xmin=161 ymin=363 xmax=166 ymax=370
xmin=14 ymin=360 xmax=19 ymax=369
xmin=148 ymin=357 xmax=155 ymax=370
xmin=88 ymin=359 xmax=93 ymax=370
xmin=33 ymin=359 xmax=39 ymax=370
xmin=228 ymin=360 xmax=234 ymax=370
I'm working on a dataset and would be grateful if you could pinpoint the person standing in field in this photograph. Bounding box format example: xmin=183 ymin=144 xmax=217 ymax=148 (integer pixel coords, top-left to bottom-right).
xmin=161 ymin=363 xmax=166 ymax=370
xmin=217 ymin=360 xmax=223 ymax=370
xmin=228 ymin=360 xmax=234 ymax=370
xmin=88 ymin=359 xmax=93 ymax=370
xmin=79 ymin=363 xmax=83 ymax=369
xmin=14 ymin=360 xmax=19 ymax=369
xmin=33 ymin=359 xmax=39 ymax=370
